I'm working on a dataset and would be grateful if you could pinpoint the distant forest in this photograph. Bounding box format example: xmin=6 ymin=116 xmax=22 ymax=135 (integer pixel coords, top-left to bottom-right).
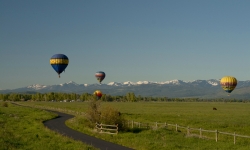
xmin=0 ymin=92 xmax=249 ymax=102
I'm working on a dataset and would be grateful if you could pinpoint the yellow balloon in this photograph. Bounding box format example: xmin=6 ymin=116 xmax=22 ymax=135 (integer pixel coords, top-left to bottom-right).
xmin=220 ymin=76 xmax=237 ymax=94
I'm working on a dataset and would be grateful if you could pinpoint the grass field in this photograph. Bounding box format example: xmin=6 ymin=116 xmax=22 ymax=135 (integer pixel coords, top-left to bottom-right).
xmin=0 ymin=101 xmax=97 ymax=150
xmin=17 ymin=101 xmax=250 ymax=149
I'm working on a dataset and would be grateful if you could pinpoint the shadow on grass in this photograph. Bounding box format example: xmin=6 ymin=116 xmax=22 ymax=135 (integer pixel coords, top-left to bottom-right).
xmin=125 ymin=128 xmax=148 ymax=133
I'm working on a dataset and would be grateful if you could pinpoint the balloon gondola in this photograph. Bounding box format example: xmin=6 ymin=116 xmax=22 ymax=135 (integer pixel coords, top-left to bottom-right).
xmin=50 ymin=54 xmax=69 ymax=78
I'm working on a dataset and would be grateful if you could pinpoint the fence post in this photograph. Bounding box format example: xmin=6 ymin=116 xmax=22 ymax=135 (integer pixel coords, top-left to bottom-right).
xmin=199 ymin=128 xmax=202 ymax=138
xmin=116 ymin=124 xmax=118 ymax=134
xmin=96 ymin=122 xmax=98 ymax=132
xmin=139 ymin=122 xmax=141 ymax=128
xmin=187 ymin=126 xmax=190 ymax=136
xmin=215 ymin=130 xmax=218 ymax=142
xmin=100 ymin=123 xmax=103 ymax=133
xmin=176 ymin=124 xmax=178 ymax=132
xmin=234 ymin=132 xmax=236 ymax=144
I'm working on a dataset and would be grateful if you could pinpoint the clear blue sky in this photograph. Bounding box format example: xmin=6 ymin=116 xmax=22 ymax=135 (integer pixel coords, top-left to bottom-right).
xmin=1 ymin=0 xmax=250 ymax=89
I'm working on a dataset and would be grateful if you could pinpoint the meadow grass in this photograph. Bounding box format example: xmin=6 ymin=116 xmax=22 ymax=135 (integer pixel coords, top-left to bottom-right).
xmin=18 ymin=101 xmax=250 ymax=149
xmin=0 ymin=102 xmax=97 ymax=150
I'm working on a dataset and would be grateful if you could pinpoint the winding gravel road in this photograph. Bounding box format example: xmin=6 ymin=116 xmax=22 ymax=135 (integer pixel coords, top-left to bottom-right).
xmin=43 ymin=110 xmax=133 ymax=150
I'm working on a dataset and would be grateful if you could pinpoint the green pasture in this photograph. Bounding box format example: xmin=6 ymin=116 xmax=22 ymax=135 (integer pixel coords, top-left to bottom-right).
xmin=18 ymin=101 xmax=250 ymax=149
xmin=0 ymin=102 xmax=97 ymax=150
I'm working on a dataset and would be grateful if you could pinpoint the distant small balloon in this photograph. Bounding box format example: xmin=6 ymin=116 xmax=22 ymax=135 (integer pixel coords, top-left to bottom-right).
xmin=93 ymin=90 xmax=102 ymax=99
xmin=50 ymin=54 xmax=69 ymax=78
xmin=95 ymin=71 xmax=105 ymax=84
xmin=220 ymin=76 xmax=237 ymax=95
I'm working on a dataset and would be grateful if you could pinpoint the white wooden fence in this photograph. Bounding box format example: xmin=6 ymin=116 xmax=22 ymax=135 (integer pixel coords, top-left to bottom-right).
xmin=127 ymin=120 xmax=250 ymax=144
xmin=95 ymin=123 xmax=118 ymax=134
xmin=13 ymin=102 xmax=250 ymax=142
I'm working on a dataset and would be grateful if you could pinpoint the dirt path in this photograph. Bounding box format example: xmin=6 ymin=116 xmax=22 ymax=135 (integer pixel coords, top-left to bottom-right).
xmin=43 ymin=110 xmax=134 ymax=150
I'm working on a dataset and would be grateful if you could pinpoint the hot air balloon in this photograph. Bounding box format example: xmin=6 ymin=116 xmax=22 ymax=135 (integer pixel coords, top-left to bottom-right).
xmin=95 ymin=71 xmax=105 ymax=84
xmin=50 ymin=54 xmax=69 ymax=78
xmin=93 ymin=90 xmax=102 ymax=99
xmin=220 ymin=76 xmax=237 ymax=95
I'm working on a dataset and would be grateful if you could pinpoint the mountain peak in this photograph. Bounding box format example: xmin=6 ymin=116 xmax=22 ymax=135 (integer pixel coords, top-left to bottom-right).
xmin=27 ymin=84 xmax=47 ymax=90
xmin=107 ymin=82 xmax=122 ymax=86
xmin=136 ymin=81 xmax=155 ymax=84
xmin=161 ymin=79 xmax=182 ymax=85
xmin=59 ymin=81 xmax=79 ymax=86
xmin=67 ymin=81 xmax=77 ymax=84
xmin=123 ymin=81 xmax=137 ymax=86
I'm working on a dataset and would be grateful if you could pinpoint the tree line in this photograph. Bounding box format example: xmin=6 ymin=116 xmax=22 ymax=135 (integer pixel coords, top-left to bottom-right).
xmin=0 ymin=92 xmax=249 ymax=102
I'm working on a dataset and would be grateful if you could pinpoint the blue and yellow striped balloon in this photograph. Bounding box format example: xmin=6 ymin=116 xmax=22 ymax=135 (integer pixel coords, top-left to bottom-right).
xmin=220 ymin=76 xmax=237 ymax=94
xmin=50 ymin=54 xmax=69 ymax=78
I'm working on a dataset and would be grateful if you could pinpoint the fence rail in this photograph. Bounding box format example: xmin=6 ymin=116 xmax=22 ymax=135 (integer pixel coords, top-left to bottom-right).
xmin=95 ymin=123 xmax=118 ymax=134
xmin=127 ymin=120 xmax=250 ymax=144
xmin=13 ymin=102 xmax=250 ymax=143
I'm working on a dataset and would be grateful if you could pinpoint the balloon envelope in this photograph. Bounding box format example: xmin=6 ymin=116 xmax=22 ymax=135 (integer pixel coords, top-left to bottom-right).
xmin=50 ymin=54 xmax=69 ymax=77
xmin=95 ymin=71 xmax=105 ymax=83
xmin=93 ymin=90 xmax=102 ymax=99
xmin=220 ymin=76 xmax=237 ymax=93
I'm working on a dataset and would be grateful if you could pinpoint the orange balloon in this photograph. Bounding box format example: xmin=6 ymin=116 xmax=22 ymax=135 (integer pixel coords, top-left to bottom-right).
xmin=93 ymin=90 xmax=102 ymax=99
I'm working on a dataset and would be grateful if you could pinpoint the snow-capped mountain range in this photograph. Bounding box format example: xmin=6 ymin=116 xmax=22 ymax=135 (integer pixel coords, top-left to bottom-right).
xmin=26 ymin=79 xmax=221 ymax=89
xmin=1 ymin=79 xmax=250 ymax=98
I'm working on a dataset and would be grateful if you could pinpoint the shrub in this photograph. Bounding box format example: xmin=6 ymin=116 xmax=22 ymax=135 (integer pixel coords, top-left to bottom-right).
xmin=2 ymin=102 xmax=8 ymax=107
xmin=85 ymin=100 xmax=101 ymax=127
xmin=99 ymin=105 xmax=127 ymax=131
xmin=86 ymin=100 xmax=127 ymax=131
